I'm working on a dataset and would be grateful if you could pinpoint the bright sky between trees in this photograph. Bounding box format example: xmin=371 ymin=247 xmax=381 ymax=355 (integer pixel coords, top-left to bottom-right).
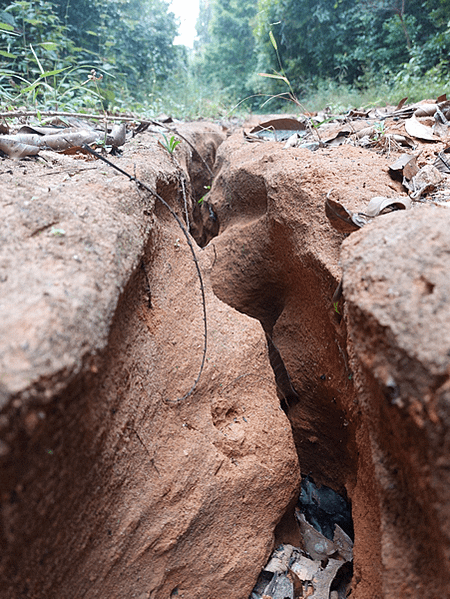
xmin=170 ymin=0 xmax=200 ymax=48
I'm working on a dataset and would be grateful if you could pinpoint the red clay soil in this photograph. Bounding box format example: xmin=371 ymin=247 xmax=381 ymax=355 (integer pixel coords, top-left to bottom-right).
xmin=1 ymin=115 xmax=450 ymax=599
xmin=0 ymin=122 xmax=299 ymax=599
xmin=204 ymin=129 xmax=450 ymax=598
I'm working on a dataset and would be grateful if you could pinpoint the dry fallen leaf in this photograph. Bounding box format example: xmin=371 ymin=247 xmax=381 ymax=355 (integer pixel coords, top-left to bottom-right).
xmin=355 ymin=126 xmax=376 ymax=139
xmin=295 ymin=511 xmax=337 ymax=561
xmin=0 ymin=137 xmax=41 ymax=159
xmin=437 ymin=100 xmax=450 ymax=121
xmin=405 ymin=115 xmax=438 ymax=141
xmin=396 ymin=97 xmax=408 ymax=111
xmin=389 ymin=154 xmax=419 ymax=180
xmin=17 ymin=124 xmax=86 ymax=136
xmin=407 ymin=164 xmax=443 ymax=199
xmin=403 ymin=159 xmax=420 ymax=181
xmin=284 ymin=132 xmax=301 ymax=149
xmin=364 ymin=196 xmax=411 ymax=216
xmin=432 ymin=108 xmax=449 ymax=137
xmin=264 ymin=545 xmax=295 ymax=573
xmin=325 ymin=198 xmax=361 ymax=233
xmin=287 ymin=568 xmax=304 ymax=599
xmin=251 ymin=117 xmax=307 ymax=134
xmin=107 ymin=122 xmax=127 ymax=148
xmin=290 ymin=555 xmax=321 ymax=581
xmin=414 ymin=103 xmax=438 ymax=117
xmin=0 ymin=120 xmax=127 ymax=158
xmin=311 ymin=558 xmax=344 ymax=599
xmin=250 ymin=118 xmax=308 ymax=142
xmin=58 ymin=145 xmax=96 ymax=157
xmin=333 ymin=524 xmax=354 ymax=562
xmin=243 ymin=130 xmax=265 ymax=143
xmin=326 ymin=193 xmax=412 ymax=234
xmin=1 ymin=133 xmax=44 ymax=147
xmin=43 ymin=130 xmax=99 ymax=151
xmin=263 ymin=573 xmax=294 ymax=599
xmin=289 ymin=550 xmax=346 ymax=599
xmin=434 ymin=151 xmax=450 ymax=174
xmin=391 ymin=134 xmax=416 ymax=148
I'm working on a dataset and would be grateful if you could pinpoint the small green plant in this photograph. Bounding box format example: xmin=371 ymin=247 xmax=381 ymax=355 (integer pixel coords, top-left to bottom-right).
xmin=333 ymin=301 xmax=340 ymax=315
xmin=159 ymin=133 xmax=181 ymax=155
xmin=81 ymin=68 xmax=108 ymax=112
xmin=198 ymin=185 xmax=211 ymax=204
xmin=257 ymin=30 xmax=304 ymax=111
xmin=1 ymin=47 xmax=109 ymax=112
xmin=51 ymin=227 xmax=66 ymax=237
xmin=373 ymin=121 xmax=385 ymax=139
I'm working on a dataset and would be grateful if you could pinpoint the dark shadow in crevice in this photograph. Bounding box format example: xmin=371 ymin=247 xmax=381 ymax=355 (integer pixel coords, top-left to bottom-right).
xmin=190 ymin=199 xmax=220 ymax=247
xmin=265 ymin=333 xmax=300 ymax=414
xmin=298 ymin=475 xmax=353 ymax=541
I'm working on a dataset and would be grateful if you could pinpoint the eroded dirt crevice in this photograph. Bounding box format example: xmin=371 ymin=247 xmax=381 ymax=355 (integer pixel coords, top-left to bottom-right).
xmin=205 ymin=193 xmax=356 ymax=494
xmin=3 ymin=118 xmax=450 ymax=599
xmin=200 ymin=124 xmax=450 ymax=599
xmin=211 ymin=238 xmax=356 ymax=492
xmin=0 ymin=122 xmax=302 ymax=599
xmin=199 ymin=130 xmax=386 ymax=598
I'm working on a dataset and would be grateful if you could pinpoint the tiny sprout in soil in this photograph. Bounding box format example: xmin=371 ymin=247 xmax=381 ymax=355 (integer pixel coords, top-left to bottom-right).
xmin=51 ymin=227 xmax=66 ymax=237
xmin=198 ymin=185 xmax=211 ymax=204
xmin=160 ymin=134 xmax=181 ymax=155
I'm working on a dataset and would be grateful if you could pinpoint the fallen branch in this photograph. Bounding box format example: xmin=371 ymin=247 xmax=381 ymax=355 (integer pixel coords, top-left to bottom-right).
xmin=81 ymin=143 xmax=207 ymax=403
xmin=0 ymin=110 xmax=136 ymax=121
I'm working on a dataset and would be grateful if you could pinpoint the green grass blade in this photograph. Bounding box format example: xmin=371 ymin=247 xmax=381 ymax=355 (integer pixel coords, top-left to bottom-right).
xmin=29 ymin=44 xmax=44 ymax=75
xmin=40 ymin=66 xmax=70 ymax=78
xmin=258 ymin=72 xmax=290 ymax=85
xmin=269 ymin=30 xmax=278 ymax=51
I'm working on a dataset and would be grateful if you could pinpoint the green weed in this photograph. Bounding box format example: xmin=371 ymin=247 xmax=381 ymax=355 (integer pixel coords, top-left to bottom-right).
xmin=159 ymin=133 xmax=181 ymax=155
xmin=198 ymin=185 xmax=211 ymax=205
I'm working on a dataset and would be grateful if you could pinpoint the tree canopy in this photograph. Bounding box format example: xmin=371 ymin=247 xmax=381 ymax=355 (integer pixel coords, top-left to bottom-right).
xmin=0 ymin=0 xmax=180 ymax=109
xmin=0 ymin=0 xmax=449 ymax=113
xmin=196 ymin=0 xmax=450 ymax=105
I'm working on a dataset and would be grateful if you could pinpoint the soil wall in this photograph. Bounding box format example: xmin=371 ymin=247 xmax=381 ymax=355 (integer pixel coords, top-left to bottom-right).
xmin=1 ymin=121 xmax=450 ymax=599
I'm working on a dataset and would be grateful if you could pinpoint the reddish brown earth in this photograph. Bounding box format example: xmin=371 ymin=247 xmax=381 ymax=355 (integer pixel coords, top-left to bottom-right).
xmin=1 ymin=116 xmax=450 ymax=599
xmin=342 ymin=208 xmax=450 ymax=597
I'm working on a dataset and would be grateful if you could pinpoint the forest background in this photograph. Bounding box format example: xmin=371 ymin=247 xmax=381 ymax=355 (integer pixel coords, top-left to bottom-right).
xmin=0 ymin=0 xmax=449 ymax=118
